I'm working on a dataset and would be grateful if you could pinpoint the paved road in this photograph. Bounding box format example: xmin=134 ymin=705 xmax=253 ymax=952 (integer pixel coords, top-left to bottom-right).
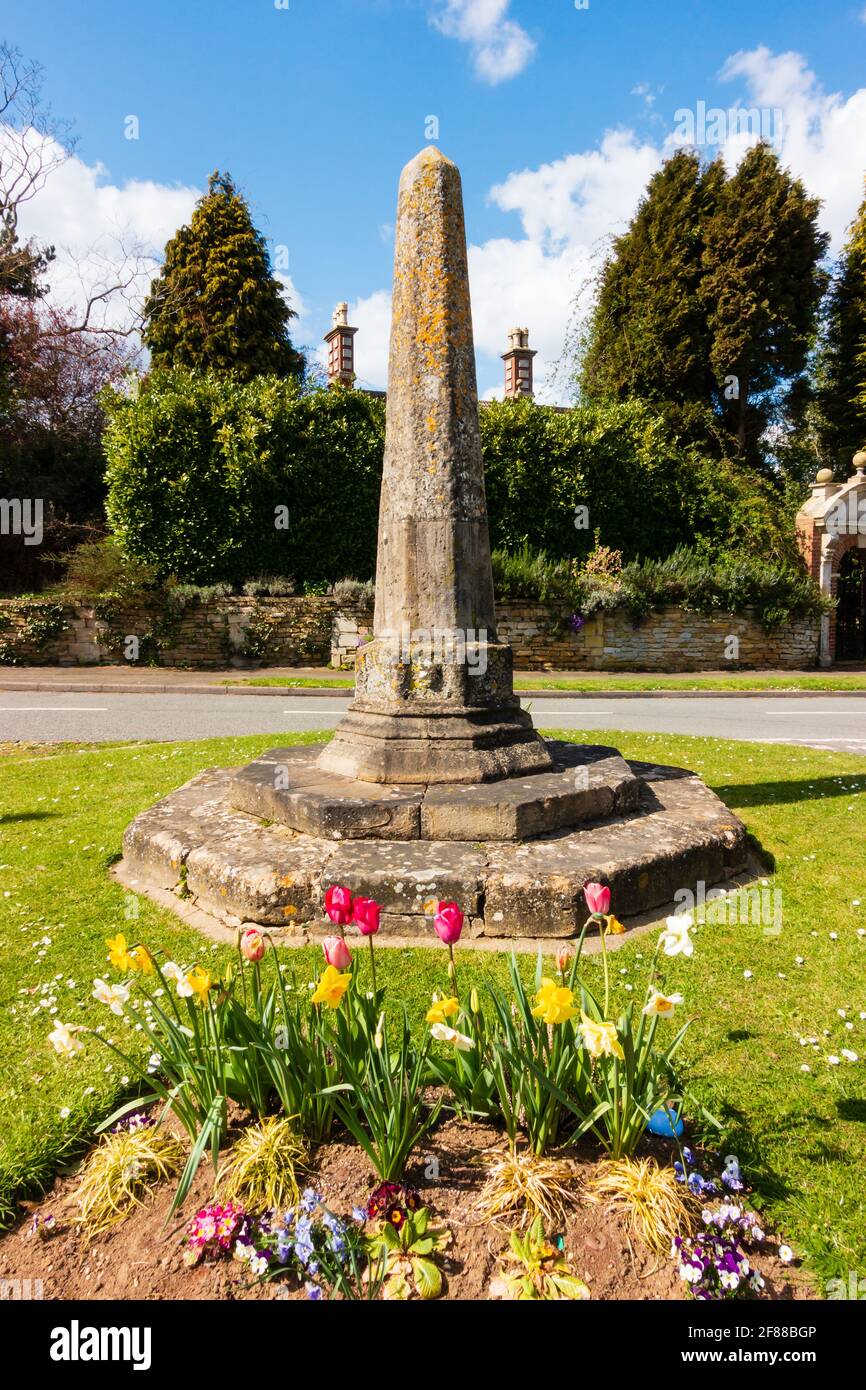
xmin=1 ymin=692 xmax=865 ymax=755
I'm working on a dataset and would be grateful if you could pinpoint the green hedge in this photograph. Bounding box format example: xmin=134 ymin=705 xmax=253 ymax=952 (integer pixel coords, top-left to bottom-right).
xmin=103 ymin=372 xmax=797 ymax=587
xmin=103 ymin=373 xmax=384 ymax=586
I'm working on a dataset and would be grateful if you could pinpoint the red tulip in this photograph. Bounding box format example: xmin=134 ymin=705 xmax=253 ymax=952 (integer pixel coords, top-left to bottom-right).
xmin=322 ymin=935 xmax=352 ymax=970
xmin=240 ymin=927 xmax=266 ymax=962
xmin=584 ymin=882 xmax=611 ymax=917
xmin=434 ymin=901 xmax=464 ymax=946
xmin=352 ymin=897 xmax=381 ymax=936
xmin=325 ymin=884 xmax=353 ymax=926
xmin=556 ymin=943 xmax=574 ymax=974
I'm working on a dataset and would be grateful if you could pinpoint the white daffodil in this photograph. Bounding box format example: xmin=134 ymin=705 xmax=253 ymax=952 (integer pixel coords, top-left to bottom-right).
xmin=92 ymin=978 xmax=130 ymax=1015
xmin=430 ymin=1023 xmax=473 ymax=1052
xmin=659 ymin=914 xmax=694 ymax=958
xmin=642 ymin=989 xmax=684 ymax=1019
xmin=163 ymin=962 xmax=194 ymax=998
xmin=48 ymin=1022 xmax=84 ymax=1058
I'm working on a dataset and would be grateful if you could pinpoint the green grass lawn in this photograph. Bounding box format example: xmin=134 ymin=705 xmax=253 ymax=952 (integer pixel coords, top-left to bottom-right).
xmin=225 ymin=673 xmax=866 ymax=692
xmin=1 ymin=726 xmax=865 ymax=1293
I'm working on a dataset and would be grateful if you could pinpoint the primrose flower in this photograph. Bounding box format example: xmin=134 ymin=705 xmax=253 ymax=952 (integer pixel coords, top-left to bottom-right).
xmin=584 ymin=882 xmax=611 ymax=917
xmin=426 ymin=994 xmax=459 ymax=1025
xmin=311 ymin=963 xmax=351 ymax=1008
xmin=642 ymin=989 xmax=684 ymax=1019
xmin=186 ymin=966 xmax=212 ymax=1001
xmin=324 ymin=884 xmax=353 ymax=925
xmin=352 ymin=897 xmax=381 ymax=936
xmin=106 ymin=932 xmax=136 ymax=972
xmin=92 ymin=978 xmax=130 ymax=1015
xmin=240 ymin=928 xmax=266 ymax=962
xmin=579 ymin=1011 xmax=624 ymax=1061
xmin=532 ymin=977 xmax=577 ymax=1026
xmin=433 ymin=902 xmax=464 ymax=946
xmin=659 ymin=914 xmax=694 ymax=958
xmin=430 ymin=1022 xmax=473 ymax=1052
xmin=322 ymin=935 xmax=352 ymax=970
xmin=48 ymin=1022 xmax=84 ymax=1058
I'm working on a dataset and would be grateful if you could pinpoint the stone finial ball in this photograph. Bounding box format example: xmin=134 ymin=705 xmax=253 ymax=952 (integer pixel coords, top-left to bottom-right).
xmin=853 ymin=451 xmax=866 ymax=473
xmin=815 ymin=467 xmax=834 ymax=483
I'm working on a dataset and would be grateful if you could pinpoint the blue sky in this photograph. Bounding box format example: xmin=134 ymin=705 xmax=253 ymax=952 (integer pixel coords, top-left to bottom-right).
xmin=4 ymin=0 xmax=866 ymax=399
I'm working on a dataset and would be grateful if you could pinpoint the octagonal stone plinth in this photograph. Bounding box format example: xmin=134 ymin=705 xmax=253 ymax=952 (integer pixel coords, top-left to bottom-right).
xmin=229 ymin=741 xmax=639 ymax=842
xmin=119 ymin=753 xmax=748 ymax=940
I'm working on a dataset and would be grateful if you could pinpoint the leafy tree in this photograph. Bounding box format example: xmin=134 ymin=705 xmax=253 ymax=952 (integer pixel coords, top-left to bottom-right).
xmin=814 ymin=184 xmax=866 ymax=472
xmin=143 ymin=172 xmax=303 ymax=380
xmin=701 ymin=143 xmax=829 ymax=462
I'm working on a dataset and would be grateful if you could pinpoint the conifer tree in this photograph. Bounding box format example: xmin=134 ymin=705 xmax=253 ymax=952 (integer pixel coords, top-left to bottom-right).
xmin=143 ymin=171 xmax=303 ymax=380
xmin=700 ymin=143 xmax=828 ymax=462
xmin=815 ymin=185 xmax=866 ymax=471
xmin=581 ymin=150 xmax=722 ymax=407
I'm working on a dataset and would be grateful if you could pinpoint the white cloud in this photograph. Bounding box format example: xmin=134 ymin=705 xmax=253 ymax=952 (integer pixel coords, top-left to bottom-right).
xmin=3 ymin=128 xmax=200 ymax=332
xmin=431 ymin=0 xmax=536 ymax=84
xmin=349 ymin=288 xmax=392 ymax=390
xmin=715 ymin=47 xmax=866 ymax=247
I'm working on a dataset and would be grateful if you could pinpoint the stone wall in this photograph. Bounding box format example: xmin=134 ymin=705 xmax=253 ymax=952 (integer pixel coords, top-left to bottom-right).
xmin=0 ymin=595 xmax=819 ymax=670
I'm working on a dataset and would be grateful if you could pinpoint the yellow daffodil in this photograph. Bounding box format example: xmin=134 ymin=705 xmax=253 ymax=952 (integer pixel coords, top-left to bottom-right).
xmin=186 ymin=966 xmax=212 ymax=1001
xmin=129 ymin=945 xmax=155 ymax=975
xmin=642 ymin=990 xmax=683 ymax=1019
xmin=426 ymin=994 xmax=459 ymax=1025
xmin=605 ymin=915 xmax=626 ymax=936
xmin=580 ymin=1011 xmax=624 ymax=1061
xmin=532 ymin=977 xmax=577 ymax=1026
xmin=106 ymin=932 xmax=136 ymax=972
xmin=311 ymin=963 xmax=351 ymax=1009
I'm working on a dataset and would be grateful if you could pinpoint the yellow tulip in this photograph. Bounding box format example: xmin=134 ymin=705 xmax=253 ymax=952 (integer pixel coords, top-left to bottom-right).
xmin=426 ymin=994 xmax=459 ymax=1025
xmin=532 ymin=977 xmax=576 ymax=1026
xmin=311 ymin=963 xmax=351 ymax=1009
xmin=106 ymin=932 xmax=136 ymax=972
xmin=186 ymin=966 xmax=212 ymax=1001
xmin=579 ymin=1011 xmax=624 ymax=1061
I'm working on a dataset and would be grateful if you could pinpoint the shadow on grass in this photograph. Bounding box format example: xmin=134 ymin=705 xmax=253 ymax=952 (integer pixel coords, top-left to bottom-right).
xmin=0 ymin=811 xmax=58 ymax=825
xmin=836 ymin=1098 xmax=866 ymax=1125
xmin=717 ymin=776 xmax=866 ymax=810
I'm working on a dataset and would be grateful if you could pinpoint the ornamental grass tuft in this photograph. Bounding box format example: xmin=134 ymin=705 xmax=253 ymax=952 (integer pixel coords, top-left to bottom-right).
xmin=588 ymin=1156 xmax=696 ymax=1256
xmin=217 ymin=1116 xmax=308 ymax=1213
xmin=75 ymin=1126 xmax=186 ymax=1238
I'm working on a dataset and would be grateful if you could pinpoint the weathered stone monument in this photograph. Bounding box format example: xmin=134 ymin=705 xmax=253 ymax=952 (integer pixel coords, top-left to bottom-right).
xmin=120 ymin=148 xmax=748 ymax=940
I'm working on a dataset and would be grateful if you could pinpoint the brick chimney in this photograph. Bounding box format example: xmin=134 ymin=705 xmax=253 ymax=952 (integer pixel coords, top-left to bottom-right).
xmin=324 ymin=302 xmax=358 ymax=385
xmin=502 ymin=326 xmax=536 ymax=399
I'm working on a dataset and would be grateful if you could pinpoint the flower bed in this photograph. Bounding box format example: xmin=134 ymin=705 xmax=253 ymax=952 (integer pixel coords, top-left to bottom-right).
xmin=8 ymin=886 xmax=814 ymax=1302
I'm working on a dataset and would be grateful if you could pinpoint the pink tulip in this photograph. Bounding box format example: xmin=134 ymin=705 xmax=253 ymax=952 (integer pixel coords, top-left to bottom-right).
xmin=322 ymin=935 xmax=352 ymax=970
xmin=556 ymin=943 xmax=574 ymax=974
xmin=352 ymin=897 xmax=381 ymax=936
xmin=240 ymin=927 xmax=266 ymax=962
xmin=434 ymin=902 xmax=464 ymax=946
xmin=325 ymin=884 xmax=354 ymax=926
xmin=584 ymin=882 xmax=611 ymax=917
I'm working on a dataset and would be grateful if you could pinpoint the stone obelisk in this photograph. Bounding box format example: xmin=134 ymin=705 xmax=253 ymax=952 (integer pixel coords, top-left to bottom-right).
xmin=318 ymin=147 xmax=552 ymax=785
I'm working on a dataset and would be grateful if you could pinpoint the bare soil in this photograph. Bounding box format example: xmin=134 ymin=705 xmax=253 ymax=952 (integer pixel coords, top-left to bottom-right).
xmin=0 ymin=1116 xmax=815 ymax=1302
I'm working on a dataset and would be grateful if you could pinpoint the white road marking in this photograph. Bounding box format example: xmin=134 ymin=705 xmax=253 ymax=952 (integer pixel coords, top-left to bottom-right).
xmin=0 ymin=706 xmax=108 ymax=712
